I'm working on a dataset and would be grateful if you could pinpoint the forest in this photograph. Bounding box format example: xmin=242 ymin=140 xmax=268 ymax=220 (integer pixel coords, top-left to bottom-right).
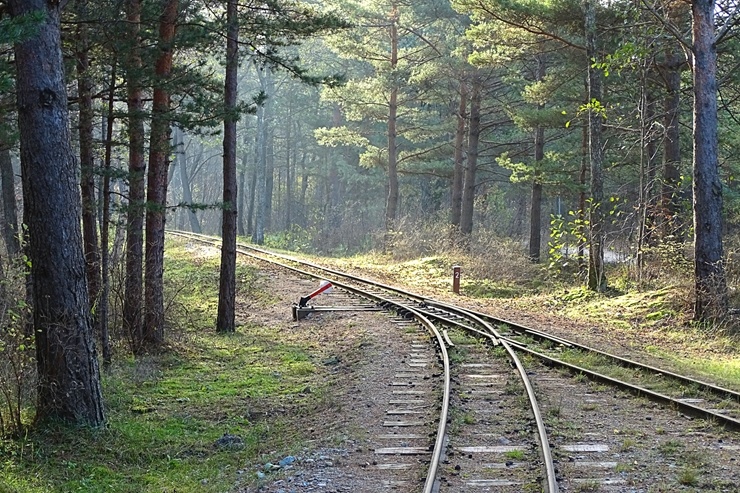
xmin=1 ymin=0 xmax=740 ymax=439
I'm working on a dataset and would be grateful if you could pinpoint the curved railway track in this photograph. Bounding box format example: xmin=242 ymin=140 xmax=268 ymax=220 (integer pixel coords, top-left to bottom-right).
xmin=169 ymin=230 xmax=740 ymax=491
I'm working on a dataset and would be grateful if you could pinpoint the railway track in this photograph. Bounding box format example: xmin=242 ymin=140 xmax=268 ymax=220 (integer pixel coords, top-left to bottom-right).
xmin=169 ymin=231 xmax=740 ymax=492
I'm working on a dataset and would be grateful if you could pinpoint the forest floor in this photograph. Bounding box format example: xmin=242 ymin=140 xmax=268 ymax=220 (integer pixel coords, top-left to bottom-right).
xmin=2 ymin=238 xmax=739 ymax=493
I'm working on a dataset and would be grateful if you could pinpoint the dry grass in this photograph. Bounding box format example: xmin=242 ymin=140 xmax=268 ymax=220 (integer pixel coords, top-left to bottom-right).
xmin=388 ymin=218 xmax=543 ymax=288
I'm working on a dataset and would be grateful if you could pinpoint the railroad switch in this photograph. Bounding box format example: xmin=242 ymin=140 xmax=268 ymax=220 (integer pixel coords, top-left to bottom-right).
xmin=292 ymin=304 xmax=314 ymax=321
xmin=292 ymin=280 xmax=382 ymax=321
xmin=293 ymin=280 xmax=334 ymax=320
xmin=292 ymin=304 xmax=382 ymax=321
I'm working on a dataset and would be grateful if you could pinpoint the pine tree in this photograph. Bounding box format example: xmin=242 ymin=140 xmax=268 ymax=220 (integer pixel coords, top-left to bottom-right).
xmin=8 ymin=0 xmax=105 ymax=426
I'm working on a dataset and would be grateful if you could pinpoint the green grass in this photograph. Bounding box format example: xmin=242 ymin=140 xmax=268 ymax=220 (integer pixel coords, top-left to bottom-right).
xmin=658 ymin=439 xmax=683 ymax=457
xmin=0 ymin=239 xmax=331 ymax=493
xmin=504 ymin=449 xmax=525 ymax=460
xmin=1 ymin=332 xmax=310 ymax=493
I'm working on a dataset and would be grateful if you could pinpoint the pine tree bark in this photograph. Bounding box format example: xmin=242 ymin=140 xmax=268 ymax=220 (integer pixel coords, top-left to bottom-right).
xmin=216 ymin=0 xmax=238 ymax=333
xmin=238 ymin=132 xmax=249 ymax=236
xmin=585 ymin=0 xmax=607 ymax=291
xmin=661 ymin=46 xmax=683 ymax=238
xmin=144 ymin=0 xmax=179 ymax=346
xmin=9 ymin=0 xmax=105 ymax=426
xmin=529 ymin=55 xmax=546 ymax=262
xmin=124 ymin=0 xmax=146 ymax=352
xmin=578 ymin=121 xmax=588 ymax=271
xmin=385 ymin=4 xmax=400 ymax=234
xmin=252 ymin=67 xmax=273 ymax=245
xmin=691 ymin=0 xmax=727 ymax=321
xmin=264 ymin=122 xmax=275 ymax=232
xmin=75 ymin=3 xmax=101 ymax=328
xmin=175 ymin=129 xmax=201 ymax=234
xmin=100 ymin=62 xmax=117 ymax=367
xmin=637 ymin=84 xmax=658 ymax=275
xmin=247 ymin=134 xmax=258 ymax=236
xmin=285 ymin=107 xmax=293 ymax=231
xmin=529 ymin=125 xmax=544 ymax=262
xmin=0 ymin=144 xmax=19 ymax=256
xmin=460 ymin=75 xmax=481 ymax=237
xmin=450 ymin=79 xmax=467 ymax=231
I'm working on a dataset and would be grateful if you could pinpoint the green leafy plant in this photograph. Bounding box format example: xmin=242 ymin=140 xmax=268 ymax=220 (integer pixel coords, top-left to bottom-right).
xmin=547 ymin=212 xmax=588 ymax=277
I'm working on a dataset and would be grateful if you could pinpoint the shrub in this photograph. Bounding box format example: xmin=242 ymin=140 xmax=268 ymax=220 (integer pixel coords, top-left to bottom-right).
xmin=0 ymin=255 xmax=35 ymax=437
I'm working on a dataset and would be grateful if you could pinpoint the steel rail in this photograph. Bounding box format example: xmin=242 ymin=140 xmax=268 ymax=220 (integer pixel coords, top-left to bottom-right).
xmin=458 ymin=307 xmax=740 ymax=403
xmin=506 ymin=339 xmax=740 ymax=431
xmin=169 ymin=231 xmax=451 ymax=492
xmin=428 ymin=300 xmax=740 ymax=430
xmin=412 ymin=308 xmax=451 ymax=493
xmin=424 ymin=299 xmax=559 ymax=493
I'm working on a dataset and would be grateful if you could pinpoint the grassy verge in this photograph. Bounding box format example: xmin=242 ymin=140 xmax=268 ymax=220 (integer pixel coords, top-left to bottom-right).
xmin=0 ymin=240 xmax=326 ymax=493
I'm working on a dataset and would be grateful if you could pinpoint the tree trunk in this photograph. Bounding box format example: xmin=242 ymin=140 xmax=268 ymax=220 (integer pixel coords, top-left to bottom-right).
xmin=247 ymin=131 xmax=258 ymax=236
xmin=461 ymin=75 xmax=481 ymax=237
xmin=144 ymin=0 xmax=179 ymax=347
xmin=285 ymin=106 xmax=293 ymax=231
xmin=327 ymin=105 xmax=343 ymax=243
xmin=385 ymin=4 xmax=400 ymax=234
xmin=175 ymin=129 xmax=201 ymax=234
xmin=585 ymin=0 xmax=607 ymax=291
xmin=265 ymin=130 xmax=275 ymax=233
xmin=691 ymin=0 xmax=727 ymax=321
xmin=529 ymin=55 xmax=546 ymax=262
xmin=450 ymin=79 xmax=467 ymax=231
xmin=253 ymin=67 xmax=273 ymax=245
xmin=217 ymin=0 xmax=238 ymax=333
xmin=238 ymin=130 xmax=250 ymax=236
xmin=529 ymin=124 xmax=544 ymax=262
xmin=637 ymin=83 xmax=658 ymax=275
xmin=0 ymin=144 xmax=20 ymax=256
xmin=100 ymin=61 xmax=117 ymax=367
xmin=578 ymin=120 xmax=588 ymax=272
xmin=75 ymin=4 xmax=101 ymax=331
xmin=124 ymin=0 xmax=146 ymax=352
xmin=9 ymin=0 xmax=104 ymax=426
xmin=661 ymin=46 xmax=683 ymax=238
xmin=300 ymin=153 xmax=309 ymax=228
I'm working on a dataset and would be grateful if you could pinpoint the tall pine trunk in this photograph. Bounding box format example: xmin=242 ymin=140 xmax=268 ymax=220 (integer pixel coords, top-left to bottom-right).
xmin=691 ymin=0 xmax=727 ymax=321
xmin=529 ymin=126 xmax=544 ymax=262
xmin=75 ymin=3 xmax=101 ymax=330
xmin=144 ymin=0 xmax=179 ymax=346
xmin=450 ymin=79 xmax=467 ymax=232
xmin=238 ymin=132 xmax=249 ymax=236
xmin=100 ymin=61 xmax=117 ymax=366
xmin=578 ymin=122 xmax=588 ymax=272
xmin=585 ymin=0 xmax=607 ymax=291
xmin=385 ymin=4 xmax=400 ymax=236
xmin=637 ymin=83 xmax=658 ymax=276
xmin=9 ymin=0 xmax=105 ymax=426
xmin=285 ymin=106 xmax=293 ymax=231
xmin=460 ymin=75 xmax=481 ymax=238
xmin=253 ymin=67 xmax=273 ymax=245
xmin=0 ymin=144 xmax=19 ymax=256
xmin=661 ymin=46 xmax=683 ymax=238
xmin=529 ymin=55 xmax=546 ymax=262
xmin=174 ymin=128 xmax=201 ymax=234
xmin=124 ymin=0 xmax=146 ymax=352
xmin=216 ymin=0 xmax=239 ymax=333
